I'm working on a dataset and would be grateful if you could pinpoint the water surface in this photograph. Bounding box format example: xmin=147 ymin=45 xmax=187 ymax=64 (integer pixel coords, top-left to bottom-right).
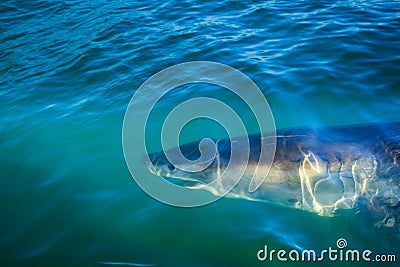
xmin=1 ymin=0 xmax=400 ymax=266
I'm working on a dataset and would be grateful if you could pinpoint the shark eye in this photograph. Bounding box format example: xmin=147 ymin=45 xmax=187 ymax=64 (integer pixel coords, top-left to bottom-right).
xmin=167 ymin=162 xmax=176 ymax=171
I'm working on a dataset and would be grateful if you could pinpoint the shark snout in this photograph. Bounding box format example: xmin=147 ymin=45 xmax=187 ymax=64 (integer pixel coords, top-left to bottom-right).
xmin=143 ymin=151 xmax=177 ymax=177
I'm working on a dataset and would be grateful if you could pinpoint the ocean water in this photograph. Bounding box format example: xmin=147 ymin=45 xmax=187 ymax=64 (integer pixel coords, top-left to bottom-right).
xmin=1 ymin=0 xmax=400 ymax=266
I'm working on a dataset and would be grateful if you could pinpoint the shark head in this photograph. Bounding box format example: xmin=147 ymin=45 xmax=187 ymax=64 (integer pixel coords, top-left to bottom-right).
xmin=143 ymin=135 xmax=296 ymax=205
xmin=144 ymin=138 xmax=223 ymax=189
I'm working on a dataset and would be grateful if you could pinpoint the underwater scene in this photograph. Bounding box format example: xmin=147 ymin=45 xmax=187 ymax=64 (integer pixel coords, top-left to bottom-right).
xmin=1 ymin=0 xmax=400 ymax=266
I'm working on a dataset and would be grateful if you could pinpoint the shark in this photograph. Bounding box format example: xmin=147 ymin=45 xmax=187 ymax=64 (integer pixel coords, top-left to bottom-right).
xmin=145 ymin=122 xmax=400 ymax=232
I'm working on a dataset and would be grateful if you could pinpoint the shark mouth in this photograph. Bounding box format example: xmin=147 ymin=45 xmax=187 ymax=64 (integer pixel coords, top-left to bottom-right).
xmin=163 ymin=176 xmax=205 ymax=188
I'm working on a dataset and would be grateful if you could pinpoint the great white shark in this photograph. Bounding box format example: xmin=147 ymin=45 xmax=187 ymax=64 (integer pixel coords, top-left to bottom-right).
xmin=145 ymin=122 xmax=400 ymax=232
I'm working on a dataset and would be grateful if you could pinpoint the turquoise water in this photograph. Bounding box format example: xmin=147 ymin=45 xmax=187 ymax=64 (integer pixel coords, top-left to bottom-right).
xmin=1 ymin=0 xmax=400 ymax=266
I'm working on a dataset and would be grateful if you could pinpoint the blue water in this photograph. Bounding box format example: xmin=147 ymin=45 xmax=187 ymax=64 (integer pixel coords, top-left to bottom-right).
xmin=1 ymin=0 xmax=400 ymax=266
